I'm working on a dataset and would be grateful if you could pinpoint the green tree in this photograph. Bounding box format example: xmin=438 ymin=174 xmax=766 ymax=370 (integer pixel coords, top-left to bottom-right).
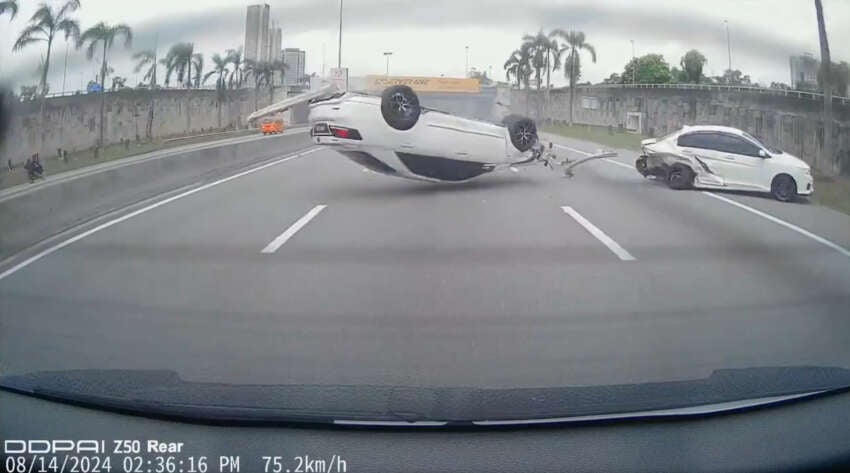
xmin=551 ymin=30 xmax=596 ymax=125
xmin=13 ymin=0 xmax=81 ymax=150
xmin=78 ymin=21 xmax=133 ymax=147
xmin=669 ymin=67 xmax=688 ymax=83
xmin=245 ymin=59 xmax=288 ymax=108
xmin=110 ymin=76 xmax=126 ymax=91
xmin=602 ymin=72 xmax=621 ymax=84
xmin=161 ymin=42 xmax=200 ymax=89
xmin=623 ymin=54 xmax=672 ymax=84
xmin=817 ymin=61 xmax=849 ymax=97
xmin=503 ymin=48 xmax=531 ymax=90
xmin=716 ymin=69 xmax=751 ymax=85
xmin=0 ymin=0 xmax=18 ymax=20
xmin=203 ymin=53 xmax=230 ymax=128
xmin=680 ymin=49 xmax=707 ymax=83
xmin=192 ymin=53 xmax=204 ymax=88
xmin=226 ymin=47 xmax=245 ymax=89
xmin=133 ymin=49 xmax=158 ymax=87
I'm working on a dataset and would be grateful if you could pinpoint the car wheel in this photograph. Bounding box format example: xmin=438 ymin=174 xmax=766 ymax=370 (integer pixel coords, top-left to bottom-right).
xmin=380 ymin=85 xmax=421 ymax=131
xmin=635 ymin=156 xmax=649 ymax=177
xmin=771 ymin=174 xmax=797 ymax=202
xmin=667 ymin=165 xmax=694 ymax=190
xmin=502 ymin=114 xmax=538 ymax=152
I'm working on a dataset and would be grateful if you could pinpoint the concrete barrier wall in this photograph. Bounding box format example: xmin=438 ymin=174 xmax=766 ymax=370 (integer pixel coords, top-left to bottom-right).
xmin=511 ymin=86 xmax=850 ymax=175
xmin=1 ymin=88 xmax=298 ymax=166
xmin=0 ymin=132 xmax=312 ymax=259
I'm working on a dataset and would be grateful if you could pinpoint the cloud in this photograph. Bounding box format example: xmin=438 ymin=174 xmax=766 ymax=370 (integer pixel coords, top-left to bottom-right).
xmin=3 ymin=0 xmax=846 ymax=91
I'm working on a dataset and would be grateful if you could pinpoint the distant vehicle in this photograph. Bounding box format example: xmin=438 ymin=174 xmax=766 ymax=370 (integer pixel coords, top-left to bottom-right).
xmin=260 ymin=118 xmax=284 ymax=135
xmin=635 ymin=125 xmax=813 ymax=202
xmin=248 ymin=84 xmax=614 ymax=182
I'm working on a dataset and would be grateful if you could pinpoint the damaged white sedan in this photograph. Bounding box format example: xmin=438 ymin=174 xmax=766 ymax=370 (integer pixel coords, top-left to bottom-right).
xmin=635 ymin=125 xmax=813 ymax=202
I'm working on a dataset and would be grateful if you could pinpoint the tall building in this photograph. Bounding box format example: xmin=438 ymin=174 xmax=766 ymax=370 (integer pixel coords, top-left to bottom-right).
xmin=244 ymin=4 xmax=270 ymax=62
xmin=790 ymin=53 xmax=819 ymax=90
xmin=283 ymin=48 xmax=307 ymax=86
xmin=268 ymin=25 xmax=282 ymax=62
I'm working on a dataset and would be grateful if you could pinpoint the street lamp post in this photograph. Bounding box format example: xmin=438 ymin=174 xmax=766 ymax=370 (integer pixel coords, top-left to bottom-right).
xmin=725 ymin=19 xmax=732 ymax=72
xmin=465 ymin=46 xmax=469 ymax=77
xmin=337 ymin=0 xmax=343 ymax=68
xmin=383 ymin=51 xmax=393 ymax=76
xmin=631 ymin=40 xmax=636 ymax=85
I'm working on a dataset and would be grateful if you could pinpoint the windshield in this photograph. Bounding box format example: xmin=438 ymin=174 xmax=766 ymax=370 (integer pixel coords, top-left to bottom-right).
xmin=1 ymin=0 xmax=849 ymax=432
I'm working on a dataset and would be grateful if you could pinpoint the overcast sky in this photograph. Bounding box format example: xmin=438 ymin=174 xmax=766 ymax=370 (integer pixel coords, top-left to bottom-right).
xmin=0 ymin=0 xmax=848 ymax=93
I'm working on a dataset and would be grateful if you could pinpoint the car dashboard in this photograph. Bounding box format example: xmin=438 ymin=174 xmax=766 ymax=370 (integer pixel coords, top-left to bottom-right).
xmin=3 ymin=388 xmax=850 ymax=473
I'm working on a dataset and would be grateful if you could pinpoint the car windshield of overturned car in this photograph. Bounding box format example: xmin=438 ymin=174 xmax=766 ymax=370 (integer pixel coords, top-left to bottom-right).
xmin=0 ymin=0 xmax=849 ymax=428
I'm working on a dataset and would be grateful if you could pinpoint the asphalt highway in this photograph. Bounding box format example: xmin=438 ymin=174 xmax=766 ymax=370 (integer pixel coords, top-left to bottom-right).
xmin=2 ymin=135 xmax=850 ymax=390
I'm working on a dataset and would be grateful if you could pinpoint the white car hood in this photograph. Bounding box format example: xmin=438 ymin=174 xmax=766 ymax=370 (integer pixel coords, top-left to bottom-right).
xmin=770 ymin=151 xmax=810 ymax=170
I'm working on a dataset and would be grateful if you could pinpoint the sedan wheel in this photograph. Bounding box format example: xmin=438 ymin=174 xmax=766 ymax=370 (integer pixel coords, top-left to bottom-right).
xmin=666 ymin=165 xmax=694 ymax=190
xmin=771 ymin=175 xmax=797 ymax=202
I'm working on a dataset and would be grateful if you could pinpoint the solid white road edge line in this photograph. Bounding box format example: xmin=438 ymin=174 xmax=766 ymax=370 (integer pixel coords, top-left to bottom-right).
xmin=0 ymin=147 xmax=321 ymax=282
xmin=261 ymin=205 xmax=328 ymax=254
xmin=702 ymin=192 xmax=850 ymax=258
xmin=561 ymin=206 xmax=637 ymax=261
xmin=553 ymin=142 xmax=850 ymax=259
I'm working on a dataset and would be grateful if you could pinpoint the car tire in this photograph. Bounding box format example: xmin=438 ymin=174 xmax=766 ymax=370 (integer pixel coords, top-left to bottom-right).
xmin=667 ymin=164 xmax=694 ymax=190
xmin=771 ymin=174 xmax=797 ymax=202
xmin=502 ymin=114 xmax=538 ymax=152
xmin=380 ymin=85 xmax=421 ymax=131
xmin=635 ymin=156 xmax=649 ymax=177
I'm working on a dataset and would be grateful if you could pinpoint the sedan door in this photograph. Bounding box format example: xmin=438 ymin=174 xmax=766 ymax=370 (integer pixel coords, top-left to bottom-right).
xmin=704 ymin=133 xmax=767 ymax=190
xmin=675 ymin=132 xmax=727 ymax=187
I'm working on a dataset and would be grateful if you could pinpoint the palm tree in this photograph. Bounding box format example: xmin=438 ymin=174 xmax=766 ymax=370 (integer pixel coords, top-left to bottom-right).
xmin=245 ymin=59 xmax=268 ymax=110
xmin=203 ymin=53 xmax=230 ymax=127
xmin=0 ymin=0 xmax=18 ymax=20
xmin=503 ymin=50 xmax=523 ymax=89
xmin=815 ymin=0 xmax=833 ymax=173
xmin=192 ymin=53 xmax=204 ymax=88
xmin=226 ymin=47 xmax=245 ymax=89
xmin=133 ymin=49 xmax=158 ymax=87
xmin=161 ymin=43 xmax=201 ymax=89
xmin=13 ymin=0 xmax=80 ymax=150
xmin=552 ymin=30 xmax=596 ymax=125
xmin=161 ymin=42 xmax=202 ymax=133
xmin=78 ymin=22 xmax=133 ymax=147
xmin=133 ymin=49 xmax=159 ymax=139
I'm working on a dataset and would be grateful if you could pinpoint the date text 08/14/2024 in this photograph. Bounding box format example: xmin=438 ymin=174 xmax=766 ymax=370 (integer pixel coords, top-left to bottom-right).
xmin=5 ymin=454 xmax=348 ymax=473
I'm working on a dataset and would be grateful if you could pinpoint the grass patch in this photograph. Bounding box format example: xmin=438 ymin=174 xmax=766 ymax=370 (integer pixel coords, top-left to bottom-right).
xmin=812 ymin=174 xmax=850 ymax=216
xmin=0 ymin=129 xmax=259 ymax=190
xmin=543 ymin=123 xmax=647 ymax=151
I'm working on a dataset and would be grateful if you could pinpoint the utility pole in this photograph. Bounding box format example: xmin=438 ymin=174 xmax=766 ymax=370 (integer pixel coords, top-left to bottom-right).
xmin=725 ymin=20 xmax=732 ymax=72
xmin=337 ymin=0 xmax=343 ymax=68
xmin=322 ymin=42 xmax=326 ymax=78
xmin=62 ymin=44 xmax=69 ymax=94
xmin=815 ymin=0 xmax=833 ymax=173
xmin=383 ymin=51 xmax=393 ymax=76
xmin=631 ymin=40 xmax=636 ymax=85
xmin=465 ymin=45 xmax=469 ymax=77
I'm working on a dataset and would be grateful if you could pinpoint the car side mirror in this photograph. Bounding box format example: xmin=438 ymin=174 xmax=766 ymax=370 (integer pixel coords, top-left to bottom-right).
xmin=758 ymin=149 xmax=769 ymax=158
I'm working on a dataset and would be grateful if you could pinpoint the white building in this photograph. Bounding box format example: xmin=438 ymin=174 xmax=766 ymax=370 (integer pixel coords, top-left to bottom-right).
xmin=283 ymin=48 xmax=307 ymax=86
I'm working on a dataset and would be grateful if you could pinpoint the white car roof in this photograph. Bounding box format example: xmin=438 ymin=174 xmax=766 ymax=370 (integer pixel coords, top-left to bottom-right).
xmin=679 ymin=125 xmax=746 ymax=136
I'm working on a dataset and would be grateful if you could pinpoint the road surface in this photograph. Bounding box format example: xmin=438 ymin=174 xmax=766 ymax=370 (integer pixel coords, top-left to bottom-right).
xmin=2 ymin=135 xmax=850 ymax=390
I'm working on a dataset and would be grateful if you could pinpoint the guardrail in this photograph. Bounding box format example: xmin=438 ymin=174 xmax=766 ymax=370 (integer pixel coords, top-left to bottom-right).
xmin=570 ymin=83 xmax=850 ymax=105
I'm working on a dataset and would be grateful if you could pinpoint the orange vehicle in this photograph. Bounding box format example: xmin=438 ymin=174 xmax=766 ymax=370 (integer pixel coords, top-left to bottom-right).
xmin=260 ymin=118 xmax=284 ymax=135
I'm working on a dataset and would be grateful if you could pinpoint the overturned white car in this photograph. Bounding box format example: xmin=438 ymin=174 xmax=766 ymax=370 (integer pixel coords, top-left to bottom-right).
xmin=249 ymin=84 xmax=615 ymax=182
xmin=635 ymin=125 xmax=813 ymax=202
